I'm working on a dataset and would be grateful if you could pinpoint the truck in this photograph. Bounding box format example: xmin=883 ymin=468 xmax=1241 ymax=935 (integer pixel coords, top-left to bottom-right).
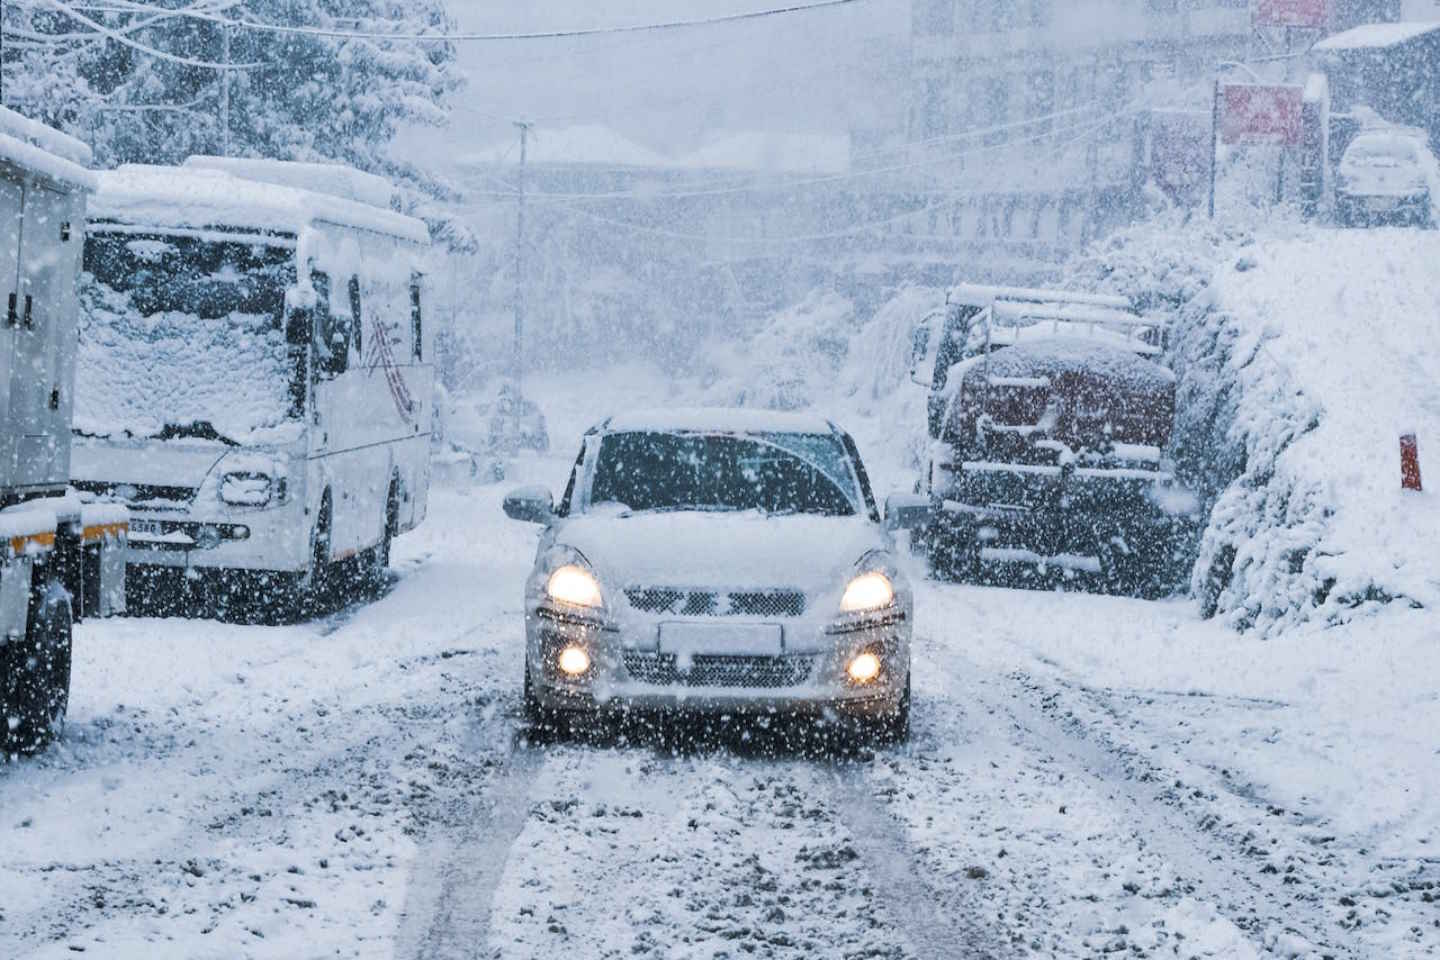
xmin=906 ymin=284 xmax=1192 ymax=595
xmin=68 ymin=157 xmax=433 ymax=617
xmin=1 ymin=106 xmax=128 ymax=755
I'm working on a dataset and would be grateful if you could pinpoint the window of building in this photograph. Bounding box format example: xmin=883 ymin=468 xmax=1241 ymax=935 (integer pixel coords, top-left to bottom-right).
xmin=410 ymin=278 xmax=423 ymax=362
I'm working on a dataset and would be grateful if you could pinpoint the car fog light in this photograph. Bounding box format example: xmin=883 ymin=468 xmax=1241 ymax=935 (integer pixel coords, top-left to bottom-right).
xmin=847 ymin=652 xmax=882 ymax=684
xmin=557 ymin=646 xmax=591 ymax=676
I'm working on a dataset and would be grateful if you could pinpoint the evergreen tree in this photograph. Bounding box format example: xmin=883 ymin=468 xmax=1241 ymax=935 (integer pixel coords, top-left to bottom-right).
xmin=1 ymin=1 xmax=462 ymax=200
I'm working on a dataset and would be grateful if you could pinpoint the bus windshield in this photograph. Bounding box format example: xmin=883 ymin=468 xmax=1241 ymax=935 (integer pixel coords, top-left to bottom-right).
xmin=75 ymin=232 xmax=302 ymax=444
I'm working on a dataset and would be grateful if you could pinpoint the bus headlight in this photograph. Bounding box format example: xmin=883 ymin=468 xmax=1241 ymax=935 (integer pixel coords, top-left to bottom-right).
xmin=219 ymin=472 xmax=275 ymax=507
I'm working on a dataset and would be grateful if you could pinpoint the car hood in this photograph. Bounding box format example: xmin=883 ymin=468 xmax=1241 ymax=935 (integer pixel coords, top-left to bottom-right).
xmin=551 ymin=511 xmax=887 ymax=596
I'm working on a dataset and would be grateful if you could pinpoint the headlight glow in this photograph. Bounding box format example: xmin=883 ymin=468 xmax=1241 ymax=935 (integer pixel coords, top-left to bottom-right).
xmin=546 ymin=564 xmax=603 ymax=608
xmin=840 ymin=571 xmax=894 ymax=613
xmin=847 ymin=652 xmax=882 ymax=684
xmin=557 ymin=646 xmax=592 ymax=676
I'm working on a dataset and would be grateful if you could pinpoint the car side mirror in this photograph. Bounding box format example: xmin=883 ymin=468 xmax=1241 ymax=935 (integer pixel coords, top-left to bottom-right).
xmin=884 ymin=492 xmax=930 ymax=532
xmin=503 ymin=485 xmax=554 ymax=524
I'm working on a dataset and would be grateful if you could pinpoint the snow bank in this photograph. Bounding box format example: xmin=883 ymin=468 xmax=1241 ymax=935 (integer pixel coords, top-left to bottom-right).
xmin=1070 ymin=213 xmax=1440 ymax=633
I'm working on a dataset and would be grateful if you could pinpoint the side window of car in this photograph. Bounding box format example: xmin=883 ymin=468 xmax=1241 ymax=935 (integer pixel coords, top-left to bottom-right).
xmin=348 ymin=275 xmax=363 ymax=362
xmin=410 ymin=278 xmax=423 ymax=362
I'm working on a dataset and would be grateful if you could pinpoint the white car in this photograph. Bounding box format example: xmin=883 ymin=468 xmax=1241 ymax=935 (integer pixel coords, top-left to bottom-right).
xmin=503 ymin=409 xmax=913 ymax=742
xmin=1336 ymin=130 xmax=1438 ymax=228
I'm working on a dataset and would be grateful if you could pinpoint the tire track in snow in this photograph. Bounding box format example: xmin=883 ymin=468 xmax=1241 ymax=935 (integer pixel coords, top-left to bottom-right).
xmin=828 ymin=762 xmax=1011 ymax=959
xmin=395 ymin=700 xmax=543 ymax=960
xmin=916 ymin=629 xmax=1358 ymax=958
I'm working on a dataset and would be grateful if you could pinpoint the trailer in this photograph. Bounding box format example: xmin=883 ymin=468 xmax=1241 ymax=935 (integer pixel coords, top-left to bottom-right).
xmin=1 ymin=107 xmax=127 ymax=755
xmin=905 ymin=284 xmax=1194 ymax=595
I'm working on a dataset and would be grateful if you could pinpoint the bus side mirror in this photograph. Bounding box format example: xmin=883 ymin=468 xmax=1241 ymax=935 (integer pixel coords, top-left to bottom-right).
xmin=314 ymin=310 xmax=349 ymax=378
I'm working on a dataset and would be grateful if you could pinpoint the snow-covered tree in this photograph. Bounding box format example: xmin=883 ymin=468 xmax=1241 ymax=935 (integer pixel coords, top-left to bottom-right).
xmin=1 ymin=1 xmax=462 ymax=198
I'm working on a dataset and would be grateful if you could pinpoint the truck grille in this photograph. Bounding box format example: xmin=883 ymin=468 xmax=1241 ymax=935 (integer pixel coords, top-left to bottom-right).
xmin=621 ymin=652 xmax=815 ymax=689
xmin=625 ymin=588 xmax=805 ymax=618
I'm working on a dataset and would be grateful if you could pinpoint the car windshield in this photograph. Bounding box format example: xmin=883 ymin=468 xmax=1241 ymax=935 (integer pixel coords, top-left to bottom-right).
xmin=588 ymin=431 xmax=859 ymax=516
xmin=75 ymin=232 xmax=301 ymax=443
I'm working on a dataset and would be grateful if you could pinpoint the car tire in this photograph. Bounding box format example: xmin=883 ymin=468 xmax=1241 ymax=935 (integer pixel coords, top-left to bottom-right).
xmin=522 ymin=663 xmax=566 ymax=738
xmin=3 ymin=583 xmax=73 ymax=757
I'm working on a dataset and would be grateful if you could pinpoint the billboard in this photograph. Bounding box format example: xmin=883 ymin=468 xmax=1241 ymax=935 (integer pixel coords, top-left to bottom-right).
xmin=1255 ymin=0 xmax=1327 ymax=27
xmin=1221 ymin=84 xmax=1304 ymax=146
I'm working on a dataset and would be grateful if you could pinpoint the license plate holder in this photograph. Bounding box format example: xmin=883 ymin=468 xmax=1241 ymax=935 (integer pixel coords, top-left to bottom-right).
xmin=658 ymin=621 xmax=783 ymax=657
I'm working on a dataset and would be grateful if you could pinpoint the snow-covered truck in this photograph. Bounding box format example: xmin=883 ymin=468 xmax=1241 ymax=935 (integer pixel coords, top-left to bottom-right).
xmin=906 ymin=284 xmax=1191 ymax=594
xmin=68 ymin=157 xmax=434 ymax=614
xmin=1 ymin=107 xmax=127 ymax=754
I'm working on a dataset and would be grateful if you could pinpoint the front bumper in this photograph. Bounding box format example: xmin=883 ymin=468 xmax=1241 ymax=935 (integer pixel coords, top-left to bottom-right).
xmin=525 ymin=608 xmax=911 ymax=716
xmin=124 ymin=498 xmax=310 ymax=574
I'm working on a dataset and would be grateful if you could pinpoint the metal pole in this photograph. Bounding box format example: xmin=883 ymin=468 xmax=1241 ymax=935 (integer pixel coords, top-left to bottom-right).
xmin=513 ymin=121 xmax=529 ymax=418
xmin=1209 ymin=77 xmax=1220 ymax=219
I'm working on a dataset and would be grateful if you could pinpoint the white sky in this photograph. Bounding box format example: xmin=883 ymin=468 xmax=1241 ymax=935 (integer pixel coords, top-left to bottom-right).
xmin=399 ymin=0 xmax=908 ymax=170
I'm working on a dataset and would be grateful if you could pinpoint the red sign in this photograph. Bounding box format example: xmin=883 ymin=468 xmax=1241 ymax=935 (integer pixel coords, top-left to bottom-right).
xmin=1221 ymin=84 xmax=1304 ymax=146
xmin=1255 ymin=0 xmax=1327 ymax=27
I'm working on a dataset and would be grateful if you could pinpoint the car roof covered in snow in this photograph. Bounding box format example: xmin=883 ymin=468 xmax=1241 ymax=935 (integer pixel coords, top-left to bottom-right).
xmin=602 ymin=407 xmax=839 ymax=436
xmin=89 ymin=163 xmax=429 ymax=245
xmin=949 ymin=283 xmax=1132 ymax=311
xmin=0 ymin=105 xmax=96 ymax=192
xmin=1313 ymin=21 xmax=1440 ymax=52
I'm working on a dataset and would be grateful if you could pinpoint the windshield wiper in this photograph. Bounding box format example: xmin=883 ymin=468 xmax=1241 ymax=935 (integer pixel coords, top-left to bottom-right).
xmin=153 ymin=421 xmax=239 ymax=446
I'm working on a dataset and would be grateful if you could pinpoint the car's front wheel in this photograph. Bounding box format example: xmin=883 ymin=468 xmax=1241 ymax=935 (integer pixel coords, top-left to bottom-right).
xmin=860 ymin=672 xmax=911 ymax=746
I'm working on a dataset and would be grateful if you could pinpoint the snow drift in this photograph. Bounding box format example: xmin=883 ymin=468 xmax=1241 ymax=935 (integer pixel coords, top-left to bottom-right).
xmin=1072 ymin=213 xmax=1440 ymax=634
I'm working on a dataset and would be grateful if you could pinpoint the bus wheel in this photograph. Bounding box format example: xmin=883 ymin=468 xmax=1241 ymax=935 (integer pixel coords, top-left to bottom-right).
xmin=364 ymin=483 xmax=398 ymax=590
xmin=3 ymin=583 xmax=73 ymax=757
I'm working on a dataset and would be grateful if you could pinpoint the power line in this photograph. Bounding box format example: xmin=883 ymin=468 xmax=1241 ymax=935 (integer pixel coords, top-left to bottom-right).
xmin=45 ymin=0 xmax=873 ymax=42
xmin=37 ymin=0 xmax=264 ymax=69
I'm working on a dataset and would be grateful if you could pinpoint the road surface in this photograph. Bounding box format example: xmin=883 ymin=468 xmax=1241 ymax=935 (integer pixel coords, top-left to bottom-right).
xmin=1 ymin=472 xmax=1433 ymax=959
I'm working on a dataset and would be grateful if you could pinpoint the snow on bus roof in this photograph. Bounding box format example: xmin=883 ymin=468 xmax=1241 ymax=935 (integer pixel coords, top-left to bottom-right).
xmin=0 ymin=105 xmax=96 ymax=192
xmin=182 ymin=156 xmax=396 ymax=210
xmin=1313 ymin=21 xmax=1440 ymax=52
xmin=603 ymin=407 xmax=838 ymax=435
xmin=90 ymin=164 xmax=429 ymax=245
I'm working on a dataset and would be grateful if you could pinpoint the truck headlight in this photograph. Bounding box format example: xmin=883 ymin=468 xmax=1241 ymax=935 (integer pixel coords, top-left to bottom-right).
xmin=840 ymin=572 xmax=894 ymax=613
xmin=546 ymin=564 xmax=603 ymax=608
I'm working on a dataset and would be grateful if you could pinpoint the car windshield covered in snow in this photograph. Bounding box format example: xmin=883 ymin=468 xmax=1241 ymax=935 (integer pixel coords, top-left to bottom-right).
xmin=588 ymin=431 xmax=860 ymax=516
xmin=76 ymin=233 xmax=301 ymax=443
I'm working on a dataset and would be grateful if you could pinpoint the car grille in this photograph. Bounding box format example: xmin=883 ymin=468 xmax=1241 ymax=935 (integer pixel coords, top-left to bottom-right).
xmin=621 ymin=652 xmax=816 ymax=689
xmin=71 ymin=480 xmax=198 ymax=506
xmin=625 ymin=588 xmax=806 ymax=618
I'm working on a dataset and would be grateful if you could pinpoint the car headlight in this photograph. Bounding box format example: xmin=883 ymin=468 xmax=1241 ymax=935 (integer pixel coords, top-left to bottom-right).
xmin=546 ymin=564 xmax=603 ymax=608
xmin=840 ymin=571 xmax=894 ymax=613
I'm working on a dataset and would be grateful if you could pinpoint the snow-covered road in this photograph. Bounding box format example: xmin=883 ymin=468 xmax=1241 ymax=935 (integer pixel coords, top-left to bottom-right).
xmin=3 ymin=461 xmax=1437 ymax=958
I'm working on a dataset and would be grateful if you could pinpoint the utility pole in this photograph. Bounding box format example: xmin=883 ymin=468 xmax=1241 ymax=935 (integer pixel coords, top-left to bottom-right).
xmin=512 ymin=120 xmax=530 ymax=419
xmin=220 ymin=25 xmax=231 ymax=157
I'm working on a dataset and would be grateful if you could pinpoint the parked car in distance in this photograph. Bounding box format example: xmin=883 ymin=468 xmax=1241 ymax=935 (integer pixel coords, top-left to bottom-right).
xmin=503 ymin=408 xmax=913 ymax=742
xmin=1336 ymin=129 xmax=1438 ymax=228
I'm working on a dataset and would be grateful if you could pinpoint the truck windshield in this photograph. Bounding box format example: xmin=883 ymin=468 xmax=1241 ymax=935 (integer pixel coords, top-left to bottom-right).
xmin=589 ymin=431 xmax=859 ymax=517
xmin=76 ymin=232 xmax=301 ymax=444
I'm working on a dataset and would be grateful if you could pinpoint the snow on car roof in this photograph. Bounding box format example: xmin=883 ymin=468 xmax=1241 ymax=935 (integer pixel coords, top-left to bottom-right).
xmin=949 ymin=283 xmax=1131 ymax=311
xmin=0 ymin=105 xmax=96 ymax=192
xmin=1313 ymin=21 xmax=1440 ymax=52
xmin=181 ymin=156 xmax=396 ymax=210
xmin=90 ymin=164 xmax=429 ymax=245
xmin=603 ymin=407 xmax=838 ymax=435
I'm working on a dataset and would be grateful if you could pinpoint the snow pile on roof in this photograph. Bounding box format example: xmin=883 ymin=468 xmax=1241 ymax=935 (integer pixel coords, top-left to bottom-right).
xmin=182 ymin=156 xmax=397 ymax=210
xmin=605 ymin=407 xmax=836 ymax=435
xmin=0 ymin=104 xmax=96 ymax=192
xmin=1070 ymin=213 xmax=1440 ymax=635
xmin=679 ymin=131 xmax=850 ymax=176
xmin=92 ymin=165 xmax=429 ymax=244
xmin=459 ymin=125 xmax=670 ymax=170
xmin=74 ymin=279 xmax=297 ymax=445
xmin=1314 ymin=21 xmax=1440 ymax=52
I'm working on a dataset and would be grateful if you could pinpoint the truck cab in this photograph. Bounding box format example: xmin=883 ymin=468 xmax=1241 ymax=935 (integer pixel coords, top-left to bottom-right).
xmin=1 ymin=106 xmax=127 ymax=755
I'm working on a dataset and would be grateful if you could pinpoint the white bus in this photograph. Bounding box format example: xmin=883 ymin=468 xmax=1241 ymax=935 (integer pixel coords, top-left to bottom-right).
xmin=69 ymin=158 xmax=434 ymax=613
